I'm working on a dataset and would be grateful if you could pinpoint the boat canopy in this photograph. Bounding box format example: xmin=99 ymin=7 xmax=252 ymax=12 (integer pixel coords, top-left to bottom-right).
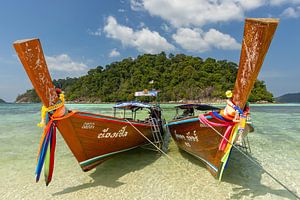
xmin=175 ymin=104 xmax=220 ymax=111
xmin=113 ymin=101 xmax=152 ymax=110
xmin=134 ymin=90 xmax=159 ymax=97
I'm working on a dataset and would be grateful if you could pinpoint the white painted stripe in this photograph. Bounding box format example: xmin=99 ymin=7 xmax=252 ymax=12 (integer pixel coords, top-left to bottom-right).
xmin=79 ymin=145 xmax=140 ymax=166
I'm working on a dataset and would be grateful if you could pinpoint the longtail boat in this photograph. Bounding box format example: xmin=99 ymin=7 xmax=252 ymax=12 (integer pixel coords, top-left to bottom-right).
xmin=13 ymin=40 xmax=166 ymax=185
xmin=166 ymin=18 xmax=279 ymax=180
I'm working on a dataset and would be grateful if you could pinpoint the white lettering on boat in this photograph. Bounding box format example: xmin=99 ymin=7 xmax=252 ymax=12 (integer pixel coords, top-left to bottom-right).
xmin=184 ymin=142 xmax=191 ymax=147
xmin=97 ymin=126 xmax=128 ymax=139
xmin=81 ymin=122 xmax=95 ymax=129
xmin=199 ymin=122 xmax=208 ymax=127
xmin=174 ymin=130 xmax=199 ymax=142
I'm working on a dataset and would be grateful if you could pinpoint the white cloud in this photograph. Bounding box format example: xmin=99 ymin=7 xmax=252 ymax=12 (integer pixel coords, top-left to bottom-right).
xmin=118 ymin=8 xmax=125 ymax=12
xmin=139 ymin=22 xmax=146 ymax=28
xmin=109 ymin=49 xmax=121 ymax=57
xmin=130 ymin=0 xmax=144 ymax=11
xmin=45 ymin=54 xmax=88 ymax=72
xmin=204 ymin=29 xmax=241 ymax=50
xmin=269 ymin=0 xmax=285 ymax=5
xmin=131 ymin=0 xmax=246 ymax=27
xmin=103 ymin=16 xmax=175 ymax=53
xmin=130 ymin=0 xmax=300 ymax=27
xmin=270 ymin=0 xmax=300 ymax=6
xmin=237 ymin=0 xmax=267 ymax=10
xmin=161 ymin=23 xmax=171 ymax=32
xmin=280 ymin=6 xmax=300 ymax=17
xmin=104 ymin=16 xmax=134 ymax=45
xmin=172 ymin=28 xmax=240 ymax=52
xmin=172 ymin=28 xmax=210 ymax=52
xmin=87 ymin=28 xmax=102 ymax=36
xmin=103 ymin=0 xmax=300 ymax=54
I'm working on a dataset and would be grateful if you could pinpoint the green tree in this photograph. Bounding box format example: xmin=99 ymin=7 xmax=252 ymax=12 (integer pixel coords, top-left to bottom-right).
xmin=17 ymin=53 xmax=274 ymax=103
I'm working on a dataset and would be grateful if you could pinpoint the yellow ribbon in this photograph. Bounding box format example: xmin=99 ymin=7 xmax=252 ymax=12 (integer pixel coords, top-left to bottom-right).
xmin=37 ymin=93 xmax=65 ymax=127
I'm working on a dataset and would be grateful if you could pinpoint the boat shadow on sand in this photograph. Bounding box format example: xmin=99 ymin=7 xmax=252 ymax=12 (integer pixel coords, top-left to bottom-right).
xmin=53 ymin=147 xmax=160 ymax=196
xmin=179 ymin=149 xmax=296 ymax=200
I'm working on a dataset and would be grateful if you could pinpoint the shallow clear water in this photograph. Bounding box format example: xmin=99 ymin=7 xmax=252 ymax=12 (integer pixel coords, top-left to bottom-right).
xmin=0 ymin=103 xmax=299 ymax=200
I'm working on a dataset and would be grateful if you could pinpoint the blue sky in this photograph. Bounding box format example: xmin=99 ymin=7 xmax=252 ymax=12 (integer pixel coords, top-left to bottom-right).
xmin=0 ymin=0 xmax=300 ymax=102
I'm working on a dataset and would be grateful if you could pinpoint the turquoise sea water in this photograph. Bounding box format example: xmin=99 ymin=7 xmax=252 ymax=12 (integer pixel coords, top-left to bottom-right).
xmin=0 ymin=103 xmax=299 ymax=199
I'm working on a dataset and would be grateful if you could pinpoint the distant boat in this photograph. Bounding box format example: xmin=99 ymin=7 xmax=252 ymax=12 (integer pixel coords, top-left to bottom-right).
xmin=13 ymin=40 xmax=167 ymax=185
xmin=166 ymin=18 xmax=279 ymax=180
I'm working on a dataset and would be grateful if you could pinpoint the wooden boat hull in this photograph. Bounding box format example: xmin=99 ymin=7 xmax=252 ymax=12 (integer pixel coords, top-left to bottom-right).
xmin=57 ymin=111 xmax=154 ymax=171
xmin=166 ymin=18 xmax=279 ymax=180
xmin=13 ymin=38 xmax=164 ymax=177
xmin=167 ymin=116 xmax=227 ymax=177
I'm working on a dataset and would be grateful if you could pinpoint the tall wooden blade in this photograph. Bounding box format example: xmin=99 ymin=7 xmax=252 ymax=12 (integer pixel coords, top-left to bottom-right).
xmin=13 ymin=39 xmax=58 ymax=107
xmin=232 ymin=18 xmax=279 ymax=109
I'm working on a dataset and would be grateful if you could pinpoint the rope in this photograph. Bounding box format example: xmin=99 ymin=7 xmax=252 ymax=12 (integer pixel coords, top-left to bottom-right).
xmin=203 ymin=119 xmax=300 ymax=199
xmin=160 ymin=100 xmax=298 ymax=199
xmin=121 ymin=114 xmax=207 ymax=181
xmin=124 ymin=118 xmax=169 ymax=157
xmin=117 ymin=104 xmax=300 ymax=199
xmin=37 ymin=93 xmax=65 ymax=127
xmin=35 ymin=93 xmax=72 ymax=186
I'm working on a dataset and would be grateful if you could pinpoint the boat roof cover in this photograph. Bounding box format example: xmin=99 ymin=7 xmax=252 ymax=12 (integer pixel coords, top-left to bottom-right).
xmin=175 ymin=104 xmax=220 ymax=111
xmin=134 ymin=90 xmax=159 ymax=97
xmin=113 ymin=101 xmax=152 ymax=110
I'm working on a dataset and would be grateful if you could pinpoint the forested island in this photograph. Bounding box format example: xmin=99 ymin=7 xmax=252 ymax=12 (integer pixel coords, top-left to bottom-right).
xmin=276 ymin=92 xmax=300 ymax=103
xmin=16 ymin=53 xmax=273 ymax=103
xmin=0 ymin=98 xmax=6 ymax=103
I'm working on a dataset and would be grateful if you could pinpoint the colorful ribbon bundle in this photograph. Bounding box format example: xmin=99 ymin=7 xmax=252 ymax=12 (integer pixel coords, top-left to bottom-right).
xmin=35 ymin=120 xmax=57 ymax=186
xmin=35 ymin=93 xmax=66 ymax=186
xmin=198 ymin=97 xmax=249 ymax=181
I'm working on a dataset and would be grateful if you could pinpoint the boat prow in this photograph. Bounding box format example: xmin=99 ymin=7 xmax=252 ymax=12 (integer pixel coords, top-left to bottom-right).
xmin=13 ymin=39 xmax=167 ymax=185
xmin=167 ymin=18 xmax=279 ymax=180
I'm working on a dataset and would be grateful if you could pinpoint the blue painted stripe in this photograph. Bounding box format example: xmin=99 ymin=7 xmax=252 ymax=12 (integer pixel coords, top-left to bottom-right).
xmin=211 ymin=111 xmax=231 ymax=122
xmin=166 ymin=115 xmax=212 ymax=126
xmin=181 ymin=148 xmax=219 ymax=172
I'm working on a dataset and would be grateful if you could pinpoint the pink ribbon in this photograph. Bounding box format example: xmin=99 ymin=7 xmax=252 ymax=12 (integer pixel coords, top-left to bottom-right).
xmin=198 ymin=113 xmax=234 ymax=151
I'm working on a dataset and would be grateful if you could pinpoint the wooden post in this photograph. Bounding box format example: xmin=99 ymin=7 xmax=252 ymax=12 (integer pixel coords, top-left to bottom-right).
xmin=232 ymin=18 xmax=279 ymax=109
xmin=13 ymin=39 xmax=58 ymax=107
